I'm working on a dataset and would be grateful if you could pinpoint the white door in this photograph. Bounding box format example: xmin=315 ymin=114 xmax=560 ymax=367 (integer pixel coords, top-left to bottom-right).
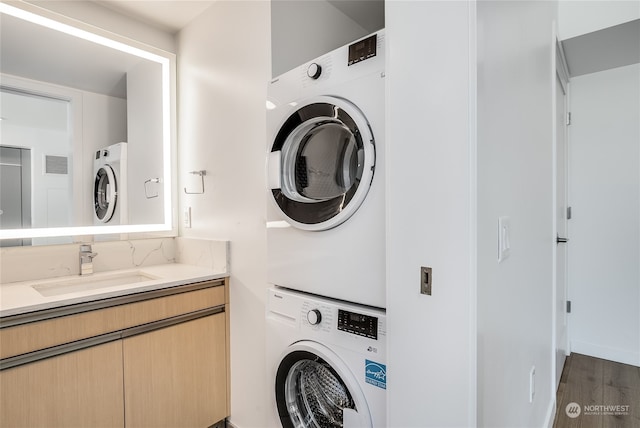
xmin=555 ymin=70 xmax=570 ymax=387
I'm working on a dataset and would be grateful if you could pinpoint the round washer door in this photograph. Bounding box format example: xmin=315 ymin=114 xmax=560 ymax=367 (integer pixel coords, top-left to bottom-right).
xmin=267 ymin=96 xmax=375 ymax=231
xmin=94 ymin=165 xmax=117 ymax=223
xmin=275 ymin=341 xmax=371 ymax=428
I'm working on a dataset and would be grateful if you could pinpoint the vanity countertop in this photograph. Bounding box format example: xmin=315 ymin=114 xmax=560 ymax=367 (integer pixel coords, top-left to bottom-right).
xmin=0 ymin=263 xmax=228 ymax=318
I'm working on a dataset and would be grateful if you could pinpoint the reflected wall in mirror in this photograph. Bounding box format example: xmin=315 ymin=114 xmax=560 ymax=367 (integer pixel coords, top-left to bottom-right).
xmin=0 ymin=2 xmax=176 ymax=246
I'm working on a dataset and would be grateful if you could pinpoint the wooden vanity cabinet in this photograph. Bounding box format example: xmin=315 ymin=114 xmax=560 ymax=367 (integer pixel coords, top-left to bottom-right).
xmin=123 ymin=313 xmax=228 ymax=427
xmin=0 ymin=341 xmax=125 ymax=428
xmin=0 ymin=279 xmax=229 ymax=428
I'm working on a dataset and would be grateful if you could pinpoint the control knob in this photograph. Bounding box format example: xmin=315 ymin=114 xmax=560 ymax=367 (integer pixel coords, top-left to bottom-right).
xmin=307 ymin=309 xmax=322 ymax=325
xmin=307 ymin=63 xmax=322 ymax=79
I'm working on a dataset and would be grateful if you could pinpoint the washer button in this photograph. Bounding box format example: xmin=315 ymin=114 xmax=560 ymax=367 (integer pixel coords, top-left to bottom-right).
xmin=307 ymin=63 xmax=322 ymax=79
xmin=307 ymin=309 xmax=322 ymax=325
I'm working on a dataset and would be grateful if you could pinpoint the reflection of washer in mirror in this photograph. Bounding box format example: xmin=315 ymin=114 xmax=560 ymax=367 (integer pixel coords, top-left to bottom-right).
xmin=93 ymin=143 xmax=127 ymax=224
xmin=94 ymin=165 xmax=117 ymax=222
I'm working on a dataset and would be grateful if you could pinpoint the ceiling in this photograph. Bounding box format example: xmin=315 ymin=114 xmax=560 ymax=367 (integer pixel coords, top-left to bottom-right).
xmin=92 ymin=0 xmax=216 ymax=33
xmin=327 ymin=0 xmax=384 ymax=33
xmin=93 ymin=1 xmax=385 ymax=35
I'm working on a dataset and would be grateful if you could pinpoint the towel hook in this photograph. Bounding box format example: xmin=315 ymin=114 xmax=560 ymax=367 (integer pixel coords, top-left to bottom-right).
xmin=144 ymin=178 xmax=160 ymax=199
xmin=184 ymin=170 xmax=206 ymax=194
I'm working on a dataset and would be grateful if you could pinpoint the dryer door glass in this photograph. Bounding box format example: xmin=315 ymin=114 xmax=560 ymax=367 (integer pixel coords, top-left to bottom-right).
xmin=94 ymin=165 xmax=117 ymax=223
xmin=281 ymin=120 xmax=362 ymax=202
xmin=276 ymin=350 xmax=356 ymax=428
xmin=269 ymin=98 xmax=375 ymax=231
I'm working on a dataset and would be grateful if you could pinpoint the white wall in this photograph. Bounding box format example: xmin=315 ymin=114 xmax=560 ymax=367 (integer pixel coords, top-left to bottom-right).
xmin=126 ymin=61 xmax=164 ymax=225
xmin=270 ymin=0 xmax=368 ymax=76
xmin=558 ymin=0 xmax=640 ymax=40
xmin=476 ymin=1 xmax=557 ymax=426
xmin=385 ymin=2 xmax=474 ymax=426
xmin=177 ymin=2 xmax=270 ymax=427
xmin=568 ymin=64 xmax=640 ymax=366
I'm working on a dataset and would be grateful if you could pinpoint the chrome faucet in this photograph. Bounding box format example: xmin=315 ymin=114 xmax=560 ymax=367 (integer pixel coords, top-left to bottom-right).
xmin=79 ymin=244 xmax=98 ymax=275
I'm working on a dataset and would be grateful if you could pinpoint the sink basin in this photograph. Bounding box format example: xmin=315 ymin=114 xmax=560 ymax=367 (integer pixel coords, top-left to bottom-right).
xmin=32 ymin=271 xmax=158 ymax=297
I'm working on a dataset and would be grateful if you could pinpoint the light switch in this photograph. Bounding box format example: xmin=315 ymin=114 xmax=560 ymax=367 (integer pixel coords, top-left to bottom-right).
xmin=498 ymin=216 xmax=510 ymax=262
xmin=183 ymin=207 xmax=192 ymax=228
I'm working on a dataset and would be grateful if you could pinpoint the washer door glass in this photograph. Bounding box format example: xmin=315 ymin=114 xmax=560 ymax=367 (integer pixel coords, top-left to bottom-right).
xmin=268 ymin=97 xmax=375 ymax=231
xmin=94 ymin=165 xmax=117 ymax=223
xmin=276 ymin=350 xmax=358 ymax=428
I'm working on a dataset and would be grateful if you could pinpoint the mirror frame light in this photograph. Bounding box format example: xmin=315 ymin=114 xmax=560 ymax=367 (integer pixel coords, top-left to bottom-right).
xmin=0 ymin=2 xmax=176 ymax=241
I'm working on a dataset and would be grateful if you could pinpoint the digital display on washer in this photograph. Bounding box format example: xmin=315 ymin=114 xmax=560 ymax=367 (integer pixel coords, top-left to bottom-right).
xmin=348 ymin=34 xmax=377 ymax=66
xmin=338 ymin=309 xmax=378 ymax=339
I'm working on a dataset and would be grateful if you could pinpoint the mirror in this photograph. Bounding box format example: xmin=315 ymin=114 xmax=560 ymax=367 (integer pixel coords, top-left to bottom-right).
xmin=0 ymin=2 xmax=175 ymax=246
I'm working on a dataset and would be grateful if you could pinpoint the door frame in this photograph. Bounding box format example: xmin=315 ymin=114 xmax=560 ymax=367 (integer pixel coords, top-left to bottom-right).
xmin=552 ymin=37 xmax=571 ymax=390
xmin=0 ymin=145 xmax=32 ymax=247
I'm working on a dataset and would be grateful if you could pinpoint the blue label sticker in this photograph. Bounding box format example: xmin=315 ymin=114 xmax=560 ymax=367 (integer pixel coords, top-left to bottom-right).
xmin=365 ymin=359 xmax=386 ymax=389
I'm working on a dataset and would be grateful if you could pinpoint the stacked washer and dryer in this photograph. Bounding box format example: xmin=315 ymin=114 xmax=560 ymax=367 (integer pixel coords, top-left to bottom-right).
xmin=266 ymin=31 xmax=387 ymax=428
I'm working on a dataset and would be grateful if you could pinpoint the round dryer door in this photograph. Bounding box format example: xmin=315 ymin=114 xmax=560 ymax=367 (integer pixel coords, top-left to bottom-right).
xmin=275 ymin=341 xmax=371 ymax=428
xmin=267 ymin=96 xmax=375 ymax=231
xmin=94 ymin=165 xmax=117 ymax=223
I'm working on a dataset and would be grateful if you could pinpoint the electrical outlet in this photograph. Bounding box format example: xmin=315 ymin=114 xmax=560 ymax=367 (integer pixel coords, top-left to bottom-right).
xmin=529 ymin=366 xmax=536 ymax=403
xmin=183 ymin=207 xmax=191 ymax=228
xmin=420 ymin=266 xmax=432 ymax=295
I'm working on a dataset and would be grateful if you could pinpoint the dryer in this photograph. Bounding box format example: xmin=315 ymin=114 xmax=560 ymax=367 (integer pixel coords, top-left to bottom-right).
xmin=266 ymin=287 xmax=387 ymax=428
xmin=266 ymin=31 xmax=385 ymax=308
xmin=93 ymin=142 xmax=127 ymax=224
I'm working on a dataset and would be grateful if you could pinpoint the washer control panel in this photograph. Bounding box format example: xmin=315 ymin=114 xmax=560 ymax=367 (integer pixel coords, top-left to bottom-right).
xmin=348 ymin=33 xmax=377 ymax=66
xmin=337 ymin=309 xmax=378 ymax=340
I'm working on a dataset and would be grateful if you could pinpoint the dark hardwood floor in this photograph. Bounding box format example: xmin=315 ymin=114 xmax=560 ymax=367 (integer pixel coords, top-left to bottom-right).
xmin=554 ymin=353 xmax=640 ymax=428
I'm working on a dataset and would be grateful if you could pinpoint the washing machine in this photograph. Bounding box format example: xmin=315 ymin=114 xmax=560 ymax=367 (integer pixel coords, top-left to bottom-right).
xmin=93 ymin=142 xmax=127 ymax=224
xmin=266 ymin=30 xmax=385 ymax=308
xmin=266 ymin=287 xmax=387 ymax=427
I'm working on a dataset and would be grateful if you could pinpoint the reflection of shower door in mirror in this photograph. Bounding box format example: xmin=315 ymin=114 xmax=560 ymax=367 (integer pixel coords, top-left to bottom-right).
xmin=0 ymin=146 xmax=31 ymax=247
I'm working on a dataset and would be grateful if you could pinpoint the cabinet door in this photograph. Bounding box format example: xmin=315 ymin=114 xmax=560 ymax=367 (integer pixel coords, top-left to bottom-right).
xmin=123 ymin=313 xmax=227 ymax=427
xmin=0 ymin=340 xmax=125 ymax=428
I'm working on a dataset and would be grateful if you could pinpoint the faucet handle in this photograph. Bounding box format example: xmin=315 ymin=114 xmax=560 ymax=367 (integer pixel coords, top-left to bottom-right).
xmin=80 ymin=244 xmax=93 ymax=253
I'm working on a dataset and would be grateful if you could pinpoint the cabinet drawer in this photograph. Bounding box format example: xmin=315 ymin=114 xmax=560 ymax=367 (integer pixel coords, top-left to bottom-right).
xmin=0 ymin=340 xmax=125 ymax=428
xmin=123 ymin=313 xmax=227 ymax=427
xmin=1 ymin=281 xmax=225 ymax=359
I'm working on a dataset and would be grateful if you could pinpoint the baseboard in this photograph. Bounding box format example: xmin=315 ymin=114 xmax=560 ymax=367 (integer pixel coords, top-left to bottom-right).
xmin=209 ymin=419 xmax=228 ymax=428
xmin=571 ymin=340 xmax=640 ymax=367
